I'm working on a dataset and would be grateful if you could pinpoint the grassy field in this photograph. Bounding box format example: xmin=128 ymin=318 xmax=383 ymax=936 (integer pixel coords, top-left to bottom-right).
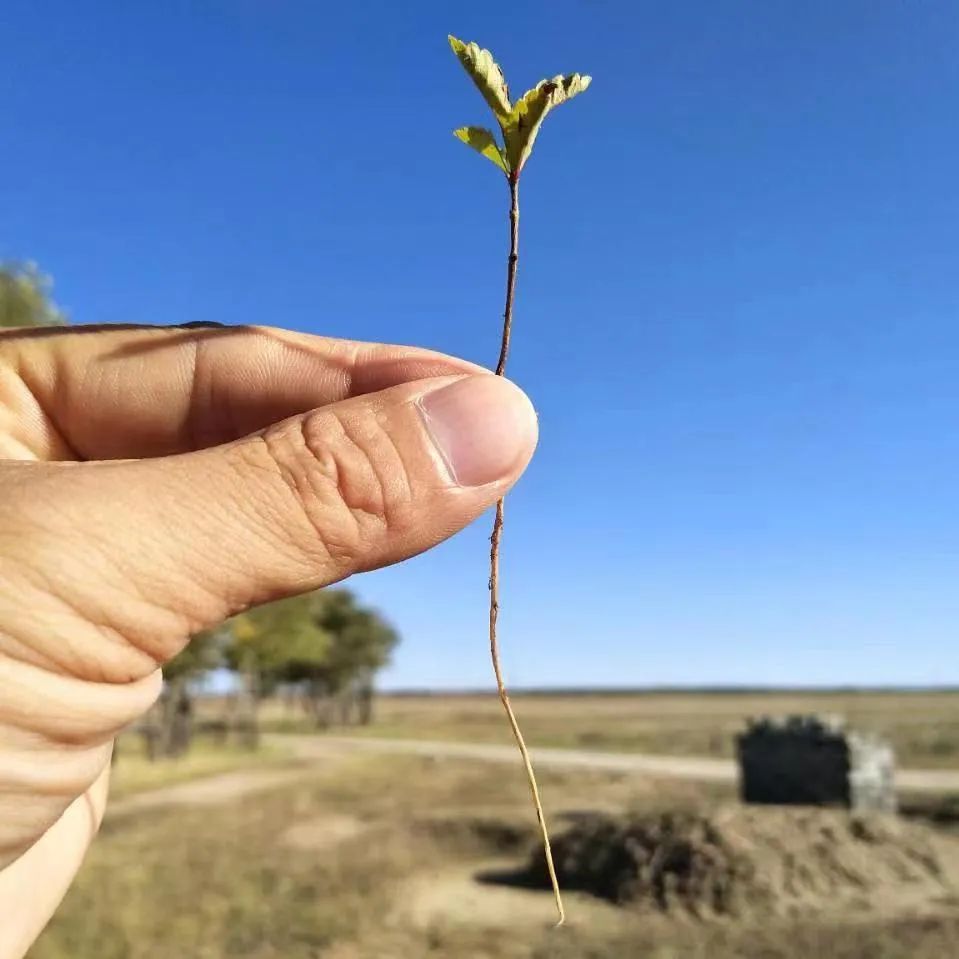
xmin=258 ymin=689 xmax=959 ymax=768
xmin=34 ymin=742 xmax=959 ymax=959
xmin=32 ymin=691 xmax=959 ymax=957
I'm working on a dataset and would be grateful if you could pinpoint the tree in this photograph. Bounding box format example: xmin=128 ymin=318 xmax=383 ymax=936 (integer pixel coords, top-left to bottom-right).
xmin=226 ymin=588 xmax=398 ymax=728
xmin=312 ymin=590 xmax=399 ymax=725
xmin=227 ymin=594 xmax=331 ymax=691
xmin=143 ymin=628 xmax=223 ymax=760
xmin=226 ymin=594 xmax=330 ymax=736
xmin=0 ymin=262 xmax=66 ymax=328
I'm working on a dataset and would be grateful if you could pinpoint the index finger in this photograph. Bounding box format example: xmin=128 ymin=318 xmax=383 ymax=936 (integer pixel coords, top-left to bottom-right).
xmin=1 ymin=324 xmax=486 ymax=461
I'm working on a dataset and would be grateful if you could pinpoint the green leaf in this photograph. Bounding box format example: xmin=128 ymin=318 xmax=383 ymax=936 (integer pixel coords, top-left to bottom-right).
xmin=453 ymin=126 xmax=509 ymax=174
xmin=504 ymin=73 xmax=592 ymax=175
xmin=448 ymin=35 xmax=512 ymax=122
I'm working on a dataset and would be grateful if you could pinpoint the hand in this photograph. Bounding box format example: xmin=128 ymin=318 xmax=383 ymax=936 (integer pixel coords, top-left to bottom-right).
xmin=0 ymin=324 xmax=537 ymax=957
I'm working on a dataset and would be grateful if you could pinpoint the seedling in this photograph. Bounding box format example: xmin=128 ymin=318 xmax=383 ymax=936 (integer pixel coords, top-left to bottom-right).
xmin=448 ymin=34 xmax=591 ymax=926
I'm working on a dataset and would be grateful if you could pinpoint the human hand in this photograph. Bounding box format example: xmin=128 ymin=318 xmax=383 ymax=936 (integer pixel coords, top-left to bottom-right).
xmin=0 ymin=324 xmax=537 ymax=957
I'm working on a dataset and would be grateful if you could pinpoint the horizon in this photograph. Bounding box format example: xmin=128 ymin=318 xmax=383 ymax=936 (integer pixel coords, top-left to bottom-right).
xmin=199 ymin=679 xmax=959 ymax=697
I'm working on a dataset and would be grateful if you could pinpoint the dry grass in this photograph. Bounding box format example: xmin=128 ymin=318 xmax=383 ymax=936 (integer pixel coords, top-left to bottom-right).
xmin=32 ymin=747 xmax=959 ymax=959
xmin=258 ymin=690 xmax=959 ymax=768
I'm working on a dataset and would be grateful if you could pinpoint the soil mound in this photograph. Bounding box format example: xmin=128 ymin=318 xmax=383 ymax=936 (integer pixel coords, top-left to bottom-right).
xmin=527 ymin=806 xmax=959 ymax=919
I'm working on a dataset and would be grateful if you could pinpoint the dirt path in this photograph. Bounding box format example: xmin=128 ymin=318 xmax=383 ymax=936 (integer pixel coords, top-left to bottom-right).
xmin=277 ymin=734 xmax=959 ymax=794
xmin=103 ymin=734 xmax=959 ymax=821
xmin=106 ymin=767 xmax=312 ymax=819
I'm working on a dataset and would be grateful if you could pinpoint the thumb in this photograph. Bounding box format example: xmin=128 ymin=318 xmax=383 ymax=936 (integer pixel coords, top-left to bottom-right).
xmin=17 ymin=374 xmax=537 ymax=679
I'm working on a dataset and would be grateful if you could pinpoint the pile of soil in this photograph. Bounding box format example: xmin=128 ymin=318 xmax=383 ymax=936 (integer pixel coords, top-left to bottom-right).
xmin=527 ymin=806 xmax=959 ymax=919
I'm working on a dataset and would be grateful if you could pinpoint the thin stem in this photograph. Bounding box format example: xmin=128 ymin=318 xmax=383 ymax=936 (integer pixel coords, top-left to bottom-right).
xmin=495 ymin=177 xmax=519 ymax=376
xmin=489 ymin=175 xmax=565 ymax=926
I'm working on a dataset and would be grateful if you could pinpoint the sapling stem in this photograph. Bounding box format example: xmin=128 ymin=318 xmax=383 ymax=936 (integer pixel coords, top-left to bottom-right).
xmin=495 ymin=177 xmax=519 ymax=377
xmin=447 ymin=34 xmax=590 ymax=929
xmin=488 ymin=175 xmax=565 ymax=926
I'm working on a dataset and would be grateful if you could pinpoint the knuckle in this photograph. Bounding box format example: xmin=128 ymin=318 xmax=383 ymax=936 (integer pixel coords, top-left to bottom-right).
xmin=254 ymin=408 xmax=415 ymax=570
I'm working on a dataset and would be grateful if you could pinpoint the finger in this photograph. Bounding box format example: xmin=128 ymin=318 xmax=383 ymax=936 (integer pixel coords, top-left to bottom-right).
xmin=0 ymin=763 xmax=112 ymax=959
xmin=1 ymin=324 xmax=486 ymax=460
xmin=0 ymin=656 xmax=154 ymax=869
xmin=12 ymin=374 xmax=537 ymax=682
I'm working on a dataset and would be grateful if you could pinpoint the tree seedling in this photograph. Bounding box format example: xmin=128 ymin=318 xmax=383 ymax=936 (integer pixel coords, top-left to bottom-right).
xmin=448 ymin=34 xmax=591 ymax=926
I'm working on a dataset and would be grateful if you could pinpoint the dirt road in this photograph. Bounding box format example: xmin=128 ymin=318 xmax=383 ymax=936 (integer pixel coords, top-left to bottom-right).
xmin=104 ymin=734 xmax=959 ymax=821
xmin=107 ymin=767 xmax=312 ymax=818
xmin=278 ymin=734 xmax=959 ymax=794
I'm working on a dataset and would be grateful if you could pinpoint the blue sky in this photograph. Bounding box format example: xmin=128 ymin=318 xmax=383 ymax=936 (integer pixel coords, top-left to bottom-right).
xmin=3 ymin=2 xmax=958 ymax=688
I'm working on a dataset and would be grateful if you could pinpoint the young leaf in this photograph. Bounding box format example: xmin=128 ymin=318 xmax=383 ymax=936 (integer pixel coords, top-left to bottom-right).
xmin=453 ymin=126 xmax=510 ymax=174
xmin=448 ymin=35 xmax=512 ymax=122
xmin=504 ymin=73 xmax=592 ymax=175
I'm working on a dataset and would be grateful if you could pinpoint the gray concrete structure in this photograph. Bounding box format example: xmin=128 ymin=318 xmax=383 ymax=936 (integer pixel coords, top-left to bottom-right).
xmin=736 ymin=714 xmax=896 ymax=813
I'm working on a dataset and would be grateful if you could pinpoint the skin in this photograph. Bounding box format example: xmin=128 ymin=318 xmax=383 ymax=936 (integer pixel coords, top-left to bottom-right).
xmin=0 ymin=324 xmax=538 ymax=959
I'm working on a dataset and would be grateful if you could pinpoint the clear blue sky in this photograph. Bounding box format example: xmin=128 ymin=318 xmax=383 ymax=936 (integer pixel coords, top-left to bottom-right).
xmin=3 ymin=2 xmax=958 ymax=688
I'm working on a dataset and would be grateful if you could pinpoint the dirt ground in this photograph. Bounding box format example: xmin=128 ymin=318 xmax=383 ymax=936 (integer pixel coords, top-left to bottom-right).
xmin=32 ymin=740 xmax=959 ymax=959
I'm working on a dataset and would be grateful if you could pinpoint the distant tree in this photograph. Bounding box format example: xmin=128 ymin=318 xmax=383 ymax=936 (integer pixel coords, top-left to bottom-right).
xmin=143 ymin=629 xmax=223 ymax=760
xmin=225 ymin=589 xmax=398 ymax=728
xmin=313 ymin=590 xmax=399 ymax=725
xmin=0 ymin=262 xmax=66 ymax=328
xmin=225 ymin=594 xmax=331 ymax=738
xmin=227 ymin=594 xmax=331 ymax=693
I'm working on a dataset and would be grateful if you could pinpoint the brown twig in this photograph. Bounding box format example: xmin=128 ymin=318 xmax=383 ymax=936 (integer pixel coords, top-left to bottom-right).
xmin=494 ymin=176 xmax=519 ymax=376
xmin=489 ymin=174 xmax=565 ymax=926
